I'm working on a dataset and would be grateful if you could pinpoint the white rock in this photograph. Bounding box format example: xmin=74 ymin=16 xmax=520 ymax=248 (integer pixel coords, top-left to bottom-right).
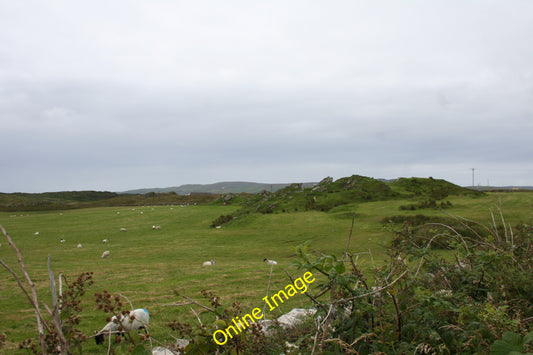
xmin=277 ymin=308 xmax=317 ymax=328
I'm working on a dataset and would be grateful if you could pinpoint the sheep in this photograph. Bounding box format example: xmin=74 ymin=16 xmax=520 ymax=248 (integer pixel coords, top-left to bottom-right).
xmin=102 ymin=238 xmax=109 ymax=243
xmin=120 ymin=228 xmax=127 ymax=232
xmin=152 ymin=225 xmax=161 ymax=231
xmin=94 ymin=308 xmax=150 ymax=345
xmin=202 ymin=260 xmax=216 ymax=266
xmin=101 ymin=251 xmax=110 ymax=258
xmin=60 ymin=238 xmax=66 ymax=243
xmin=77 ymin=243 xmax=83 ymax=248
xmin=264 ymin=258 xmax=278 ymax=265
xmin=34 ymin=232 xmax=39 ymax=236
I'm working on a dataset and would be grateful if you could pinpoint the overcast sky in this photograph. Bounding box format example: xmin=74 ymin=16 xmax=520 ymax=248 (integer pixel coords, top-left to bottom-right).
xmin=1 ymin=1 xmax=532 ymax=193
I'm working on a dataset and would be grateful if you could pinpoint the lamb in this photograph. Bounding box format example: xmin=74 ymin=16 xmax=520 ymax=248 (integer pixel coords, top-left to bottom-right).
xmin=94 ymin=308 xmax=150 ymax=345
xmin=152 ymin=225 xmax=161 ymax=230
xmin=202 ymin=260 xmax=216 ymax=266
xmin=120 ymin=228 xmax=127 ymax=232
xmin=101 ymin=251 xmax=110 ymax=258
xmin=264 ymin=258 xmax=278 ymax=265
xmin=60 ymin=238 xmax=66 ymax=243
xmin=102 ymin=238 xmax=109 ymax=243
xmin=77 ymin=243 xmax=83 ymax=248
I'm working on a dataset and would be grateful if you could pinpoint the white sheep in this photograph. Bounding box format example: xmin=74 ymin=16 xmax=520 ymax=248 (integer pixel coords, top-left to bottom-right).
xmin=60 ymin=238 xmax=66 ymax=243
xmin=264 ymin=258 xmax=278 ymax=265
xmin=101 ymin=251 xmax=110 ymax=258
xmin=102 ymin=238 xmax=109 ymax=243
xmin=34 ymin=232 xmax=39 ymax=236
xmin=202 ymin=260 xmax=216 ymax=266
xmin=152 ymin=225 xmax=161 ymax=230
xmin=120 ymin=228 xmax=127 ymax=232
xmin=94 ymin=308 xmax=150 ymax=345
xmin=77 ymin=243 xmax=83 ymax=248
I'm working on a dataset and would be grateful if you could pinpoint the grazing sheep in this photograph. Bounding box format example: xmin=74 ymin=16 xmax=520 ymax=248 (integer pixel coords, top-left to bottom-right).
xmin=264 ymin=258 xmax=278 ymax=265
xmin=152 ymin=225 xmax=161 ymax=230
xmin=202 ymin=260 xmax=216 ymax=266
xmin=101 ymin=251 xmax=110 ymax=258
xmin=120 ymin=228 xmax=127 ymax=232
xmin=77 ymin=243 xmax=83 ymax=248
xmin=102 ymin=238 xmax=109 ymax=243
xmin=60 ymin=238 xmax=66 ymax=243
xmin=95 ymin=308 xmax=150 ymax=345
xmin=34 ymin=232 xmax=39 ymax=236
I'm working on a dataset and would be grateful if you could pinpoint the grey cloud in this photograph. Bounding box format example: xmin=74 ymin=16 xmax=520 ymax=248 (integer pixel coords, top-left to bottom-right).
xmin=1 ymin=1 xmax=532 ymax=192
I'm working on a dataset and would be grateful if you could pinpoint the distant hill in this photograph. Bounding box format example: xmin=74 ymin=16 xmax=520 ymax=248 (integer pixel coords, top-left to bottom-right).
xmin=122 ymin=181 xmax=317 ymax=195
xmin=0 ymin=191 xmax=120 ymax=212
xmin=0 ymin=190 xmax=218 ymax=212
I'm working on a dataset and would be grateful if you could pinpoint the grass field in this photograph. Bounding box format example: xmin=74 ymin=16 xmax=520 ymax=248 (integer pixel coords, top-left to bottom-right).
xmin=1 ymin=191 xmax=532 ymax=353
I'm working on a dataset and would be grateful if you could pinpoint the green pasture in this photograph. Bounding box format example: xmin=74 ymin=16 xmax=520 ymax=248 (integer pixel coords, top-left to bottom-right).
xmin=0 ymin=192 xmax=532 ymax=353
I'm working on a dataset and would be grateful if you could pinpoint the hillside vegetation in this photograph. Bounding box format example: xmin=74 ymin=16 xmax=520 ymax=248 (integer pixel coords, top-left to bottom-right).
xmin=214 ymin=175 xmax=483 ymax=221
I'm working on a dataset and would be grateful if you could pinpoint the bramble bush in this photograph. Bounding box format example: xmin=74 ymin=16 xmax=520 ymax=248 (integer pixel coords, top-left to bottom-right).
xmin=285 ymin=210 xmax=533 ymax=354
